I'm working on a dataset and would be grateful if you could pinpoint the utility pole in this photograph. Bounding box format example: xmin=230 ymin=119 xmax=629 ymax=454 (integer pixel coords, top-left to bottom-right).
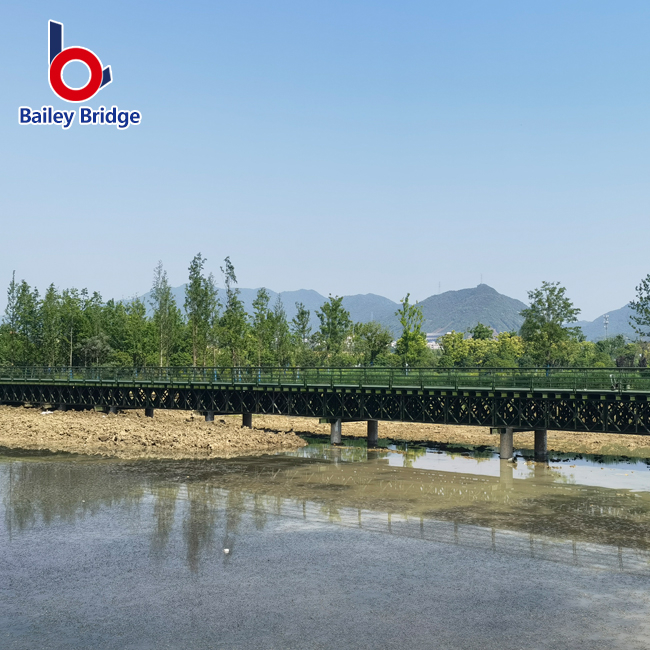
xmin=604 ymin=314 xmax=609 ymax=340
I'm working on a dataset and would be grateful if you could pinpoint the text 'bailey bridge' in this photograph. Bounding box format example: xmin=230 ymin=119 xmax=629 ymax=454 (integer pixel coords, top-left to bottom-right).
xmin=2 ymin=366 xmax=649 ymax=461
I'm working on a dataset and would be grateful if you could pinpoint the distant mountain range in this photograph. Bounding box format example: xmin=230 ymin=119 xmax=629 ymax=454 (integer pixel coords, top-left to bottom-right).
xmin=134 ymin=283 xmax=636 ymax=341
xmin=576 ymin=303 xmax=636 ymax=341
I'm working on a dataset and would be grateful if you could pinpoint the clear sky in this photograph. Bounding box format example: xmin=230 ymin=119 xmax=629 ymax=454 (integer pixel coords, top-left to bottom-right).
xmin=1 ymin=1 xmax=649 ymax=320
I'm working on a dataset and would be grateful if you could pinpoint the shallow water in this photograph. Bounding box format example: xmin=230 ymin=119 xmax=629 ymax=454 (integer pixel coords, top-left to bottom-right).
xmin=1 ymin=441 xmax=650 ymax=649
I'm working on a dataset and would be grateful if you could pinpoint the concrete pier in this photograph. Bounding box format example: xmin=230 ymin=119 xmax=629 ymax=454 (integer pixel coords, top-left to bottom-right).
xmin=367 ymin=420 xmax=379 ymax=447
xmin=500 ymin=427 xmax=514 ymax=460
xmin=242 ymin=413 xmax=253 ymax=428
xmin=330 ymin=419 xmax=342 ymax=445
xmin=534 ymin=429 xmax=548 ymax=462
xmin=205 ymin=410 xmax=214 ymax=422
xmin=145 ymin=408 xmax=154 ymax=418
xmin=108 ymin=406 xmax=118 ymax=415
xmin=57 ymin=404 xmax=68 ymax=412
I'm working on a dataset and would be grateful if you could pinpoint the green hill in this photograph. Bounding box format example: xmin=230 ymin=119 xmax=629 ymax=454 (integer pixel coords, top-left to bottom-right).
xmin=417 ymin=284 xmax=526 ymax=335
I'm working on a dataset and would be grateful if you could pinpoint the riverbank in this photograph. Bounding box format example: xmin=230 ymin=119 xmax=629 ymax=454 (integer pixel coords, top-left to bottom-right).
xmin=1 ymin=406 xmax=649 ymax=459
xmin=0 ymin=406 xmax=307 ymax=459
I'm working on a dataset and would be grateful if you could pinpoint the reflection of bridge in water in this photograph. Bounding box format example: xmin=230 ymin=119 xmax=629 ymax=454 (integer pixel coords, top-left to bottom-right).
xmin=3 ymin=366 xmax=650 ymax=462
xmin=2 ymin=450 xmax=649 ymax=574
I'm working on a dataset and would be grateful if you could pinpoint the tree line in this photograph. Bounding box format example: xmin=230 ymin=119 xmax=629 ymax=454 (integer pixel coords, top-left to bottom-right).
xmin=2 ymin=259 xmax=650 ymax=369
xmin=0 ymin=255 xmax=431 ymax=369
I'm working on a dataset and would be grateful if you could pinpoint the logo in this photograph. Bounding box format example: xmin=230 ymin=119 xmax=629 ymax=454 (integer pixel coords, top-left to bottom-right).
xmin=18 ymin=20 xmax=141 ymax=130
xmin=48 ymin=21 xmax=112 ymax=103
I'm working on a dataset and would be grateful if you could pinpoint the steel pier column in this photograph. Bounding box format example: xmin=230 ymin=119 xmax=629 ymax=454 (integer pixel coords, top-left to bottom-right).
xmin=534 ymin=429 xmax=548 ymax=462
xmin=145 ymin=408 xmax=154 ymax=418
xmin=242 ymin=413 xmax=252 ymax=428
xmin=330 ymin=419 xmax=342 ymax=445
xmin=500 ymin=427 xmax=514 ymax=460
xmin=108 ymin=406 xmax=118 ymax=415
xmin=205 ymin=410 xmax=214 ymax=422
xmin=367 ymin=420 xmax=378 ymax=447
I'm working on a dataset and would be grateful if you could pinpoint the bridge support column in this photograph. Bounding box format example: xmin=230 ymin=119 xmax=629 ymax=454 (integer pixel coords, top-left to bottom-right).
xmin=57 ymin=404 xmax=68 ymax=412
xmin=367 ymin=420 xmax=378 ymax=447
xmin=242 ymin=413 xmax=252 ymax=428
xmin=205 ymin=410 xmax=214 ymax=422
xmin=500 ymin=427 xmax=514 ymax=460
xmin=534 ymin=429 xmax=548 ymax=462
xmin=108 ymin=406 xmax=118 ymax=415
xmin=145 ymin=408 xmax=154 ymax=418
xmin=330 ymin=419 xmax=342 ymax=445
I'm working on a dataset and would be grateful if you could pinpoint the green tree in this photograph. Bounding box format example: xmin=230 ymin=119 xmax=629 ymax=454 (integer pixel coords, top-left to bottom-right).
xmin=291 ymin=302 xmax=313 ymax=366
xmin=354 ymin=321 xmax=393 ymax=365
xmin=315 ymin=295 xmax=352 ymax=361
xmin=40 ymin=284 xmax=62 ymax=366
xmin=60 ymin=289 xmax=84 ymax=366
xmin=150 ymin=261 xmax=182 ymax=367
xmin=395 ymin=294 xmax=427 ymax=367
xmin=3 ymin=271 xmax=19 ymax=365
xmin=629 ymin=275 xmax=650 ymax=339
xmin=125 ymin=297 xmax=151 ymax=367
xmin=469 ymin=322 xmax=493 ymax=340
xmin=251 ymin=288 xmax=274 ymax=366
xmin=185 ymin=253 xmax=218 ymax=367
xmin=218 ymin=257 xmax=249 ymax=366
xmin=270 ymin=296 xmax=291 ymax=366
xmin=519 ymin=281 xmax=581 ymax=366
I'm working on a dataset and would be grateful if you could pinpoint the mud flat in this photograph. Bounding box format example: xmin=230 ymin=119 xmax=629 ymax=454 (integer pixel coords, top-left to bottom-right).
xmin=252 ymin=414 xmax=650 ymax=458
xmin=0 ymin=406 xmax=306 ymax=459
xmin=2 ymin=406 xmax=649 ymax=460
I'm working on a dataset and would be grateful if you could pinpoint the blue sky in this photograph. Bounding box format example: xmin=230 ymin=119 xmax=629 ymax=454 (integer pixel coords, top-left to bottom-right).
xmin=1 ymin=1 xmax=649 ymax=320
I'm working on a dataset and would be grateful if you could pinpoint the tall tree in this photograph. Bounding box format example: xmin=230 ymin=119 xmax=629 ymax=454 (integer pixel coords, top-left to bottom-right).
xmin=4 ymin=272 xmax=19 ymax=365
xmin=125 ymin=297 xmax=150 ymax=367
xmin=219 ymin=257 xmax=249 ymax=366
xmin=520 ymin=281 xmax=581 ymax=366
xmin=60 ymin=289 xmax=83 ymax=366
xmin=291 ymin=302 xmax=312 ymax=366
xmin=395 ymin=294 xmax=427 ymax=367
xmin=150 ymin=261 xmax=182 ymax=367
xmin=630 ymin=274 xmax=650 ymax=339
xmin=315 ymin=295 xmax=352 ymax=360
xmin=40 ymin=284 xmax=62 ymax=366
xmin=251 ymin=288 xmax=273 ymax=366
xmin=185 ymin=254 xmax=218 ymax=367
xmin=271 ymin=296 xmax=291 ymax=366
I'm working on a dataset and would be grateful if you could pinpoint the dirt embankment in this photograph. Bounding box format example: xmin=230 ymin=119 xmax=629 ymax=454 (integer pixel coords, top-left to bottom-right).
xmin=1 ymin=407 xmax=648 ymax=460
xmin=0 ymin=406 xmax=307 ymax=459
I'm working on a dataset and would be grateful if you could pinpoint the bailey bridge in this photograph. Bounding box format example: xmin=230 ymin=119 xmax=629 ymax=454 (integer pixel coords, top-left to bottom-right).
xmin=1 ymin=366 xmax=649 ymax=461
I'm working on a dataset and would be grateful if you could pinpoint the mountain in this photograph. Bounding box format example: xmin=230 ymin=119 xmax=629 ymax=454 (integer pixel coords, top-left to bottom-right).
xmin=417 ymin=284 xmax=527 ymax=334
xmin=576 ymin=304 xmax=636 ymax=341
xmin=137 ymin=283 xmax=525 ymax=336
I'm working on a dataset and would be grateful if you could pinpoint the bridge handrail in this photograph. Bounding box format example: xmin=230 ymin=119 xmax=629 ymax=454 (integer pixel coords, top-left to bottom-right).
xmin=0 ymin=366 xmax=648 ymax=393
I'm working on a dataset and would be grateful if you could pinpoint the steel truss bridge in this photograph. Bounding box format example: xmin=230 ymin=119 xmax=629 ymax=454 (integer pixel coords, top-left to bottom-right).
xmin=1 ymin=366 xmax=650 ymax=435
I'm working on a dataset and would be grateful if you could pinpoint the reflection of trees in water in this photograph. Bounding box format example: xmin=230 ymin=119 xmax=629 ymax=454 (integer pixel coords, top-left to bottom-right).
xmin=150 ymin=484 xmax=180 ymax=555
xmin=1 ymin=460 xmax=144 ymax=538
xmin=182 ymin=483 xmax=222 ymax=573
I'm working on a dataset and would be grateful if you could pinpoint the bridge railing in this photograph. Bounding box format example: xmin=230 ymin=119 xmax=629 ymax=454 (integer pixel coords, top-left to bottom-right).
xmin=1 ymin=366 xmax=650 ymax=392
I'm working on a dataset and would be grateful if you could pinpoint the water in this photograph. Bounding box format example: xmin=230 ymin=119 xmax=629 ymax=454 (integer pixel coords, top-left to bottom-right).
xmin=1 ymin=441 xmax=650 ymax=649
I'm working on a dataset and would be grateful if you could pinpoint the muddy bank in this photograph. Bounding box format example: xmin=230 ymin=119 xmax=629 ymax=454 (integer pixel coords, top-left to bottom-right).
xmin=251 ymin=415 xmax=650 ymax=458
xmin=1 ymin=406 xmax=648 ymax=460
xmin=0 ymin=406 xmax=306 ymax=459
